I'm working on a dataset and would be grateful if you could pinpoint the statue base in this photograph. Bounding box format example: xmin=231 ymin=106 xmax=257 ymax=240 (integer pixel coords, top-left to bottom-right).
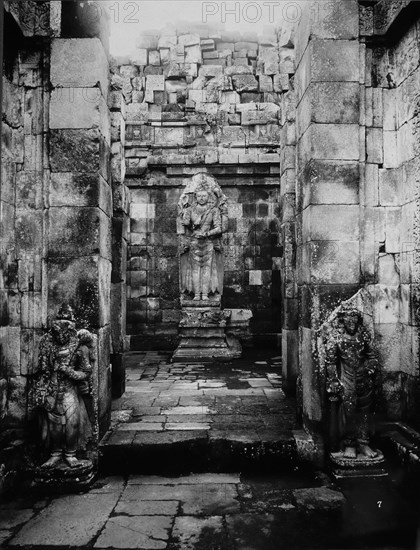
xmin=172 ymin=307 xmax=242 ymax=363
xmin=330 ymin=449 xmax=387 ymax=478
xmin=31 ymin=459 xmax=95 ymax=493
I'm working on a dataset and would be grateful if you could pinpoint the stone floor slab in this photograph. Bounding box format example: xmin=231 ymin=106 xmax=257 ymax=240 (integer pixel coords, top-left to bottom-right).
xmin=93 ymin=515 xmax=171 ymax=549
xmin=0 ymin=509 xmax=35 ymax=530
xmin=114 ymin=500 xmax=179 ymax=516
xmin=225 ymin=513 xmax=277 ymax=550
xmin=171 ymin=516 xmax=227 ymax=550
xmin=0 ymin=530 xmax=11 ymax=546
xmin=90 ymin=476 xmax=126 ymax=495
xmin=293 ymin=486 xmax=346 ymax=510
xmin=165 ymin=422 xmax=210 ymax=430
xmin=9 ymin=493 xmax=119 ymax=547
xmin=120 ymin=484 xmax=240 ymax=515
xmin=120 ymin=422 xmax=164 ymax=431
xmin=162 ymin=406 xmax=209 ymax=415
xmin=127 ymin=473 xmax=240 ymax=485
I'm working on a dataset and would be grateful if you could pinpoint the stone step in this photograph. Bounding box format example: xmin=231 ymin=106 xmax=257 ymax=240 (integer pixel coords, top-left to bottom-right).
xmin=377 ymin=421 xmax=420 ymax=481
xmin=99 ymin=429 xmax=299 ymax=475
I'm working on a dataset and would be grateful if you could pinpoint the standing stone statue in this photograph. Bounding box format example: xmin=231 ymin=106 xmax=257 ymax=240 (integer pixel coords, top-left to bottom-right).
xmin=178 ymin=172 xmax=228 ymax=304
xmin=324 ymin=307 xmax=380 ymax=462
xmin=173 ymin=172 xmax=242 ymax=362
xmin=33 ymin=304 xmax=94 ymax=470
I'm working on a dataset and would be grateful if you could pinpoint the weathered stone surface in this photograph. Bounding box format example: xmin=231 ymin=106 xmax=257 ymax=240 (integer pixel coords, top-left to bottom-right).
xmin=302 ymin=205 xmax=359 ymax=241
xmin=232 ymin=74 xmax=258 ymax=92
xmin=50 ymin=88 xmax=110 ymax=144
xmin=301 ymin=160 xmax=359 ymax=207
xmin=49 ymin=129 xmax=103 ymax=172
xmin=311 ymin=0 xmax=358 ymax=39
xmin=15 ymin=210 xmax=43 ymax=255
xmin=310 ymin=82 xmax=360 ymax=124
xmin=47 ymin=256 xmax=111 ymax=328
xmin=293 ymin=487 xmax=346 ymax=510
xmin=48 ymin=207 xmax=111 ymax=259
xmin=50 ymin=173 xmax=111 ymax=214
xmin=94 ymin=516 xmax=171 ymax=549
xmin=172 ymin=516 xmax=226 ymax=549
xmin=10 ymin=494 xmax=118 ymax=547
xmin=51 ymin=38 xmax=109 ymax=98
xmin=300 ymin=124 xmax=360 ymax=163
xmin=0 ymin=327 xmax=21 ymax=377
xmin=145 ymin=75 xmax=165 ymax=91
xmin=311 ymin=40 xmax=359 ymax=82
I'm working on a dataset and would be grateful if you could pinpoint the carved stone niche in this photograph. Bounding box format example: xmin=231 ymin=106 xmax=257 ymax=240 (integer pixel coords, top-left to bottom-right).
xmin=172 ymin=172 xmax=245 ymax=362
xmin=318 ymin=290 xmax=386 ymax=478
xmin=29 ymin=304 xmax=98 ymax=492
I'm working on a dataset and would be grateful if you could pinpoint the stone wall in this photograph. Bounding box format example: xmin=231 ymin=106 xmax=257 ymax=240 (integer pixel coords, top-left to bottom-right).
xmin=293 ymin=0 xmax=420 ymax=445
xmin=294 ymin=0 xmax=361 ymax=441
xmin=360 ymin=0 xmax=420 ymax=425
xmin=1 ymin=2 xmax=113 ymax=486
xmin=113 ymin=25 xmax=294 ymax=349
xmin=1 ymin=11 xmax=54 ymax=447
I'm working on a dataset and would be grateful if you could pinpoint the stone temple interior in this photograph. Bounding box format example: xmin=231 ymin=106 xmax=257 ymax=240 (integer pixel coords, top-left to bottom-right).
xmin=2 ymin=0 xmax=420 ymax=548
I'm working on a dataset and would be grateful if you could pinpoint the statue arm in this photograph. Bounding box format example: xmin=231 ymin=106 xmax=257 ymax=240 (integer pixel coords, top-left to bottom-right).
xmin=325 ymin=337 xmax=344 ymax=399
xmin=181 ymin=207 xmax=191 ymax=227
xmin=75 ymin=347 xmax=93 ymax=373
xmin=206 ymin=208 xmax=222 ymax=237
xmin=58 ymin=364 xmax=88 ymax=381
xmin=363 ymin=332 xmax=378 ymax=375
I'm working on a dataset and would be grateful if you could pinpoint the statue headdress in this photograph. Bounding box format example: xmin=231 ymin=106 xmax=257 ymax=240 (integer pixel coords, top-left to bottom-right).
xmin=56 ymin=303 xmax=75 ymax=322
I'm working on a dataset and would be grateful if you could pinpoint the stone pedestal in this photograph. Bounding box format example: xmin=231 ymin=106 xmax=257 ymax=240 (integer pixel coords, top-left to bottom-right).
xmin=31 ymin=459 xmax=95 ymax=493
xmin=172 ymin=306 xmax=241 ymax=362
xmin=330 ymin=450 xmax=387 ymax=479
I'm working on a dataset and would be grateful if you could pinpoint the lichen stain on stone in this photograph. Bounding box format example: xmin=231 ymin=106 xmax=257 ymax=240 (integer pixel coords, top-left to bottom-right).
xmin=72 ymin=280 xmax=99 ymax=329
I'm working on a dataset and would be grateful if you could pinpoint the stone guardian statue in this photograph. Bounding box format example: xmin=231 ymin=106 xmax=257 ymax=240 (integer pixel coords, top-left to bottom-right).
xmin=324 ymin=307 xmax=381 ymax=464
xmin=33 ymin=304 xmax=94 ymax=470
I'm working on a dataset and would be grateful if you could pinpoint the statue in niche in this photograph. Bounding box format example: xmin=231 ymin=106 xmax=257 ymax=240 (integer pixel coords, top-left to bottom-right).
xmin=178 ymin=173 xmax=228 ymax=302
xmin=324 ymin=307 xmax=380 ymax=461
xmin=33 ymin=304 xmax=94 ymax=469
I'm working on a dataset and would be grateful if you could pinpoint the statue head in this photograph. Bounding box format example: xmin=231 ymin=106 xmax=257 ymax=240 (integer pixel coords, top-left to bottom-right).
xmin=51 ymin=320 xmax=74 ymax=346
xmin=341 ymin=309 xmax=362 ymax=336
xmin=77 ymin=329 xmax=94 ymax=346
xmin=195 ymin=188 xmax=209 ymax=206
xmin=51 ymin=304 xmax=76 ymax=346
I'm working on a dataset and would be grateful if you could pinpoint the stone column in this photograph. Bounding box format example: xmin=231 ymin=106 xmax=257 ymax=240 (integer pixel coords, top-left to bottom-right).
xmin=48 ymin=37 xmax=112 ymax=436
xmin=295 ymin=0 xmax=361 ymax=449
xmin=110 ymin=84 xmax=128 ymax=397
xmin=280 ymin=78 xmax=298 ymax=395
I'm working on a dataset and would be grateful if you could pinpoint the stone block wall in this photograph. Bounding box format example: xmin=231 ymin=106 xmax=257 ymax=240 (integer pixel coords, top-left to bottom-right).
xmin=293 ymin=0 xmax=420 ymax=443
xmin=295 ymin=0 xmax=362 ymax=440
xmin=48 ymin=36 xmax=112 ymax=433
xmin=1 ymin=4 xmax=113 ymax=482
xmin=360 ymin=0 xmax=420 ymax=425
xmin=113 ymin=25 xmax=294 ymax=349
xmin=1 ymin=15 xmax=51 ymax=440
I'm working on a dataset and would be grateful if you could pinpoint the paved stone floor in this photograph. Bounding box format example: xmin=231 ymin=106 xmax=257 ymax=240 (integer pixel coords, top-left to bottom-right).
xmin=101 ymin=351 xmax=299 ymax=474
xmin=1 ymin=471 xmax=419 ymax=549
xmin=1 ymin=351 xmax=419 ymax=549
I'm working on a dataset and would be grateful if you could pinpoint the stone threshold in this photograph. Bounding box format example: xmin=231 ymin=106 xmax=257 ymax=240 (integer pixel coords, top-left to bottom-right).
xmin=99 ymin=428 xmax=307 ymax=475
